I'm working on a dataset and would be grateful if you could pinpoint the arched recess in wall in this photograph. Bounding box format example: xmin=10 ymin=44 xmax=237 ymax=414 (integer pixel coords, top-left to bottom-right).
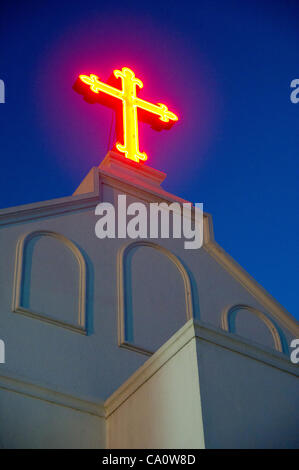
xmin=118 ymin=241 xmax=194 ymax=355
xmin=12 ymin=230 xmax=87 ymax=334
xmin=221 ymin=304 xmax=285 ymax=353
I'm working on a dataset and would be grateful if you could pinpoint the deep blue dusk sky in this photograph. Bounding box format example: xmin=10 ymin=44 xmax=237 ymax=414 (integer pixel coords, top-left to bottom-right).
xmin=0 ymin=1 xmax=298 ymax=319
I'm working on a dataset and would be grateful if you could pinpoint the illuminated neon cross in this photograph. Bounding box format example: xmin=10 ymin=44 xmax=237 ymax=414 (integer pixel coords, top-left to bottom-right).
xmin=78 ymin=67 xmax=178 ymax=163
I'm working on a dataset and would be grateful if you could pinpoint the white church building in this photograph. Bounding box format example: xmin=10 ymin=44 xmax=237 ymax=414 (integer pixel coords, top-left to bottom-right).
xmin=0 ymin=151 xmax=298 ymax=448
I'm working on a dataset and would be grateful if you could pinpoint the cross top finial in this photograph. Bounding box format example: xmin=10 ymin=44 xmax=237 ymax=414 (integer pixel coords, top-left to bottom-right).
xmin=76 ymin=67 xmax=178 ymax=163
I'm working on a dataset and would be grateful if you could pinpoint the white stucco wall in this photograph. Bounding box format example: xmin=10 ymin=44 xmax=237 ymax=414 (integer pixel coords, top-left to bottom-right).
xmin=0 ymin=382 xmax=105 ymax=449
xmin=0 ymin=155 xmax=298 ymax=448
xmin=106 ymin=320 xmax=299 ymax=449
xmin=106 ymin=323 xmax=205 ymax=449
xmin=195 ymin=329 xmax=299 ymax=448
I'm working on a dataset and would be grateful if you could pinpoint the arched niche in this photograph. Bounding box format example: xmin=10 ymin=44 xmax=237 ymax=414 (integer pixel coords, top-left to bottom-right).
xmin=118 ymin=241 xmax=194 ymax=355
xmin=221 ymin=304 xmax=285 ymax=353
xmin=12 ymin=231 xmax=87 ymax=334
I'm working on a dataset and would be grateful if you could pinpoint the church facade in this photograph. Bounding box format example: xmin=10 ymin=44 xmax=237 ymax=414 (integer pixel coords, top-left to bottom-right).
xmin=0 ymin=152 xmax=298 ymax=449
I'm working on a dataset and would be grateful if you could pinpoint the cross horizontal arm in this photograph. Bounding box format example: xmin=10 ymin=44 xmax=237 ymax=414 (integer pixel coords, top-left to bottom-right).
xmin=134 ymin=97 xmax=178 ymax=122
xmin=79 ymin=74 xmax=123 ymax=100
